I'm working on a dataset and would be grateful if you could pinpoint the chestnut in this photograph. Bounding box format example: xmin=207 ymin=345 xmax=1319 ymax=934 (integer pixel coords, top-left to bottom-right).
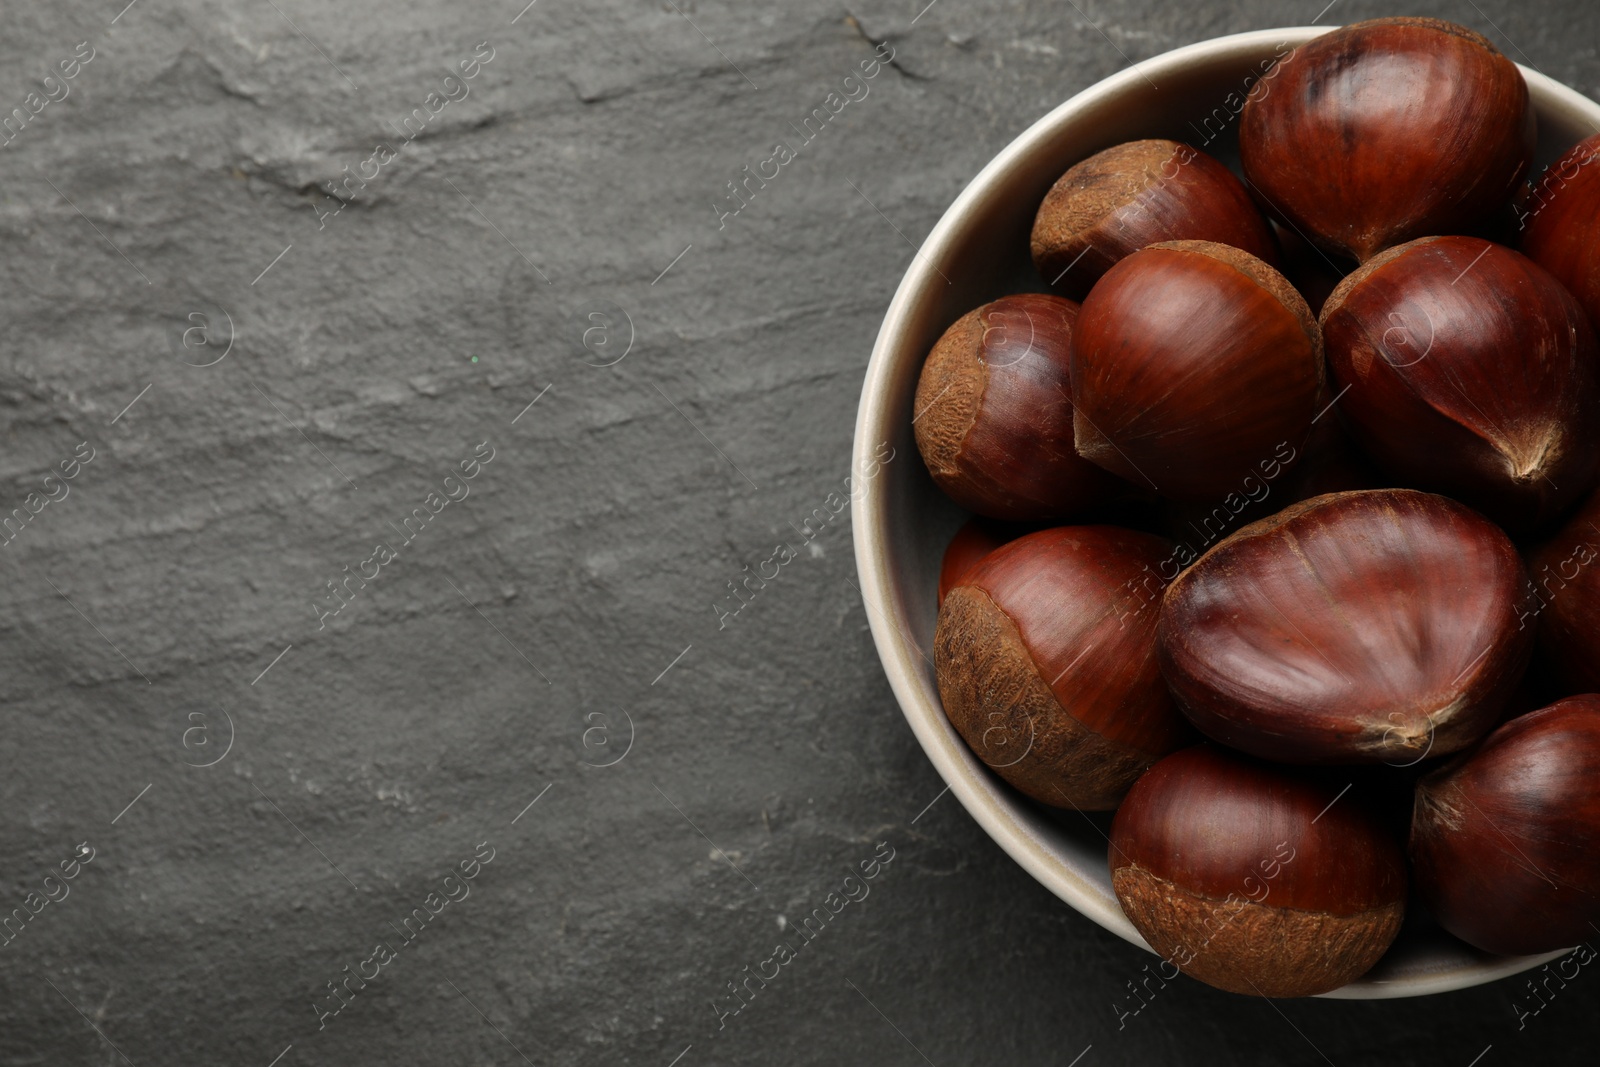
xmin=1411 ymin=695 xmax=1600 ymax=955
xmin=913 ymin=293 xmax=1127 ymax=521
xmin=1320 ymin=236 xmax=1600 ymax=532
xmin=1159 ymin=489 xmax=1534 ymax=765
xmin=1239 ymin=17 xmax=1535 ymax=262
xmin=934 ymin=526 xmax=1193 ymax=809
xmin=1071 ymin=240 xmax=1323 ymax=501
xmin=1526 ymin=488 xmax=1600 ymax=693
xmin=1110 ymin=745 xmax=1406 ymax=997
xmin=1030 ymin=139 xmax=1279 ymax=298
xmin=1520 ymin=133 xmax=1600 ymax=332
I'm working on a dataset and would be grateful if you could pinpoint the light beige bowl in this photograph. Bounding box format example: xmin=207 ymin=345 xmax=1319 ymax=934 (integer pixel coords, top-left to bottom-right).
xmin=852 ymin=26 xmax=1597 ymax=998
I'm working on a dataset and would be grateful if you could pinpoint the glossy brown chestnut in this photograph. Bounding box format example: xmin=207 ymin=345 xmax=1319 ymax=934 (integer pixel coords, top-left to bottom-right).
xmin=1521 ymin=133 xmax=1600 ymax=331
xmin=1071 ymin=240 xmax=1323 ymax=501
xmin=1321 ymin=236 xmax=1600 ymax=532
xmin=914 ymin=294 xmax=1126 ymax=521
xmin=1159 ymin=490 xmax=1534 ymax=765
xmin=934 ymin=526 xmax=1192 ymax=809
xmin=1239 ymin=17 xmax=1535 ymax=262
xmin=1411 ymin=696 xmax=1600 ymax=955
xmin=1031 ymin=139 xmax=1279 ymax=298
xmin=1527 ymin=488 xmax=1600 ymax=693
xmin=1110 ymin=745 xmax=1406 ymax=997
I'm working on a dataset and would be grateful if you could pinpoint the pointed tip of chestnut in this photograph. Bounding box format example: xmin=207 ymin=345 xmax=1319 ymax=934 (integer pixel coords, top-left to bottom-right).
xmin=1159 ymin=489 xmax=1534 ymax=765
xmin=913 ymin=293 xmax=1127 ymax=521
xmin=1241 ymin=17 xmax=1534 ymax=262
xmin=1411 ymin=695 xmax=1600 ymax=955
xmin=1320 ymin=236 xmax=1600 ymax=532
xmin=1071 ymin=241 xmax=1323 ymax=501
xmin=1031 ymin=140 xmax=1279 ymax=296
xmin=1111 ymin=745 xmax=1406 ymax=996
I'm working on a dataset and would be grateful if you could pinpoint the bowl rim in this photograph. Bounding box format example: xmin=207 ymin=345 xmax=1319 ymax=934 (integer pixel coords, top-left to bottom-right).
xmin=851 ymin=24 xmax=1591 ymax=1000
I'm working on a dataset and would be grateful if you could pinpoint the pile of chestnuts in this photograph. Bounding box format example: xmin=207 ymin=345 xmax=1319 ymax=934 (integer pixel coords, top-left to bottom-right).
xmin=916 ymin=17 xmax=1600 ymax=998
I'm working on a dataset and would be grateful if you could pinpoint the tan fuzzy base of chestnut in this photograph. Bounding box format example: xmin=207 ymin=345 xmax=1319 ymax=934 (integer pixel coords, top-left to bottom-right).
xmin=1030 ymin=141 xmax=1175 ymax=265
xmin=1111 ymin=863 xmax=1404 ymax=997
xmin=912 ymin=311 xmax=986 ymax=481
xmin=935 ymin=585 xmax=1152 ymax=810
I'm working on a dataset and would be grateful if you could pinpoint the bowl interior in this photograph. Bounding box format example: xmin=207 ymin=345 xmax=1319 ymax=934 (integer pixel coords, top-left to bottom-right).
xmin=853 ymin=26 xmax=1600 ymax=999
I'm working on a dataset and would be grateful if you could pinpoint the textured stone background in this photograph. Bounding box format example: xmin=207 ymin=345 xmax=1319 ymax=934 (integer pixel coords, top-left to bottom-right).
xmin=1 ymin=1 xmax=1597 ymax=1064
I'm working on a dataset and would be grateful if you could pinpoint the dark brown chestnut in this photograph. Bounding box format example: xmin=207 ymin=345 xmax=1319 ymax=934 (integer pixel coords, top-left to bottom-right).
xmin=1159 ymin=490 xmax=1534 ymax=765
xmin=1520 ymin=133 xmax=1600 ymax=332
xmin=1110 ymin=745 xmax=1406 ymax=997
xmin=1240 ymin=17 xmax=1535 ymax=262
xmin=934 ymin=526 xmax=1193 ymax=809
xmin=1526 ymin=488 xmax=1600 ymax=693
xmin=1071 ymin=240 xmax=1323 ymax=501
xmin=1411 ymin=696 xmax=1600 ymax=955
xmin=1321 ymin=236 xmax=1600 ymax=532
xmin=1031 ymin=139 xmax=1279 ymax=298
xmin=913 ymin=294 xmax=1127 ymax=521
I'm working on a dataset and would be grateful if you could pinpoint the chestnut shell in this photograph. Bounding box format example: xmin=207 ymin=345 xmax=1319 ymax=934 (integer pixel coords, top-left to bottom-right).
xmin=1321 ymin=236 xmax=1600 ymax=533
xmin=934 ymin=526 xmax=1192 ymax=810
xmin=1110 ymin=745 xmax=1406 ymax=997
xmin=913 ymin=294 xmax=1126 ymax=520
xmin=1158 ymin=489 xmax=1534 ymax=765
xmin=1411 ymin=696 xmax=1600 ymax=955
xmin=1071 ymin=241 xmax=1324 ymax=501
xmin=1520 ymin=132 xmax=1600 ymax=334
xmin=1239 ymin=17 xmax=1535 ymax=262
xmin=1031 ymin=139 xmax=1279 ymax=298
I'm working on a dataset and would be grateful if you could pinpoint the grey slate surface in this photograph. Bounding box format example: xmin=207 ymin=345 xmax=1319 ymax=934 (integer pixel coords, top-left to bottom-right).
xmin=1 ymin=0 xmax=1596 ymax=1064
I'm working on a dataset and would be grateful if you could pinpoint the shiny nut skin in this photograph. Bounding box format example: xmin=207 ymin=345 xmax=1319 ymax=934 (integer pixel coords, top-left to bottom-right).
xmin=1320 ymin=236 xmax=1600 ymax=533
xmin=1031 ymin=139 xmax=1279 ymax=298
xmin=934 ymin=526 xmax=1193 ymax=810
xmin=1071 ymin=240 xmax=1323 ymax=501
xmin=1240 ymin=17 xmax=1535 ymax=262
xmin=1411 ymin=696 xmax=1600 ymax=955
xmin=1521 ymin=132 xmax=1600 ymax=333
xmin=1111 ymin=745 xmax=1406 ymax=996
xmin=1158 ymin=490 xmax=1533 ymax=765
xmin=913 ymin=294 xmax=1126 ymax=521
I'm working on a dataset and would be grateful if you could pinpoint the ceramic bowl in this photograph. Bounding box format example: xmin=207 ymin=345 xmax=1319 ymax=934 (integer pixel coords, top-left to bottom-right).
xmin=851 ymin=25 xmax=1598 ymax=998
